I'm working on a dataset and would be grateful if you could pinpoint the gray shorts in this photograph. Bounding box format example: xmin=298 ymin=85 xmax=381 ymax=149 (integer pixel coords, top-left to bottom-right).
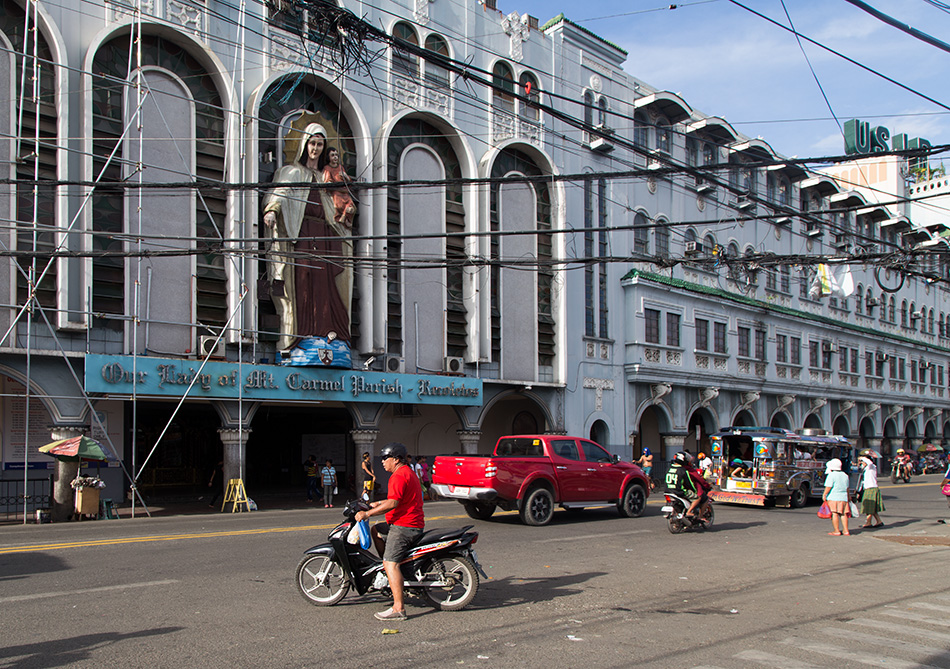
xmin=378 ymin=523 xmax=424 ymax=563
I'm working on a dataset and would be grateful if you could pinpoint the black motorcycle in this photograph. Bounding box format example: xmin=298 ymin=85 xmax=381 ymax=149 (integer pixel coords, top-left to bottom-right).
xmin=295 ymin=499 xmax=486 ymax=611
xmin=661 ymin=492 xmax=715 ymax=534
xmin=890 ymin=460 xmax=912 ymax=484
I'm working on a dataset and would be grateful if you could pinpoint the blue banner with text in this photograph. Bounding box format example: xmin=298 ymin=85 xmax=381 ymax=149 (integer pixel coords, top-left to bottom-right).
xmin=84 ymin=355 xmax=482 ymax=406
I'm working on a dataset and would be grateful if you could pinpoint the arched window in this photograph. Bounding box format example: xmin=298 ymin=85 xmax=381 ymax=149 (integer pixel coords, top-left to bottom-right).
xmin=780 ymin=265 xmax=790 ymax=292
xmin=598 ymin=97 xmax=608 ymax=127
xmin=705 ymin=234 xmax=718 ymax=256
xmin=778 ymin=178 xmax=790 ymax=207
xmin=424 ymin=34 xmax=450 ymax=89
xmin=902 ymin=300 xmax=909 ymax=327
xmin=655 ymin=117 xmax=671 ymax=154
xmin=928 ymin=308 xmax=934 ymax=334
xmin=767 ymin=174 xmax=776 ymax=202
xmin=634 ymin=110 xmax=649 ymax=148
xmin=633 ymin=212 xmax=649 ymax=255
xmin=519 ymin=71 xmax=540 ymax=123
xmin=855 ymin=285 xmax=864 ymax=315
xmin=583 ymin=90 xmax=594 ymax=134
xmin=492 ymin=61 xmax=515 ymax=114
xmin=888 ymin=295 xmax=896 ymax=323
xmin=655 ymin=219 xmax=670 ymax=259
xmin=684 ymin=227 xmax=697 ymax=244
xmin=392 ymin=22 xmax=419 ymax=78
xmin=93 ymin=33 xmax=228 ymax=334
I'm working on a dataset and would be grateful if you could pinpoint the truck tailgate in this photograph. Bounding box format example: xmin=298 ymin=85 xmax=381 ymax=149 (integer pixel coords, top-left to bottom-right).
xmin=432 ymin=455 xmax=494 ymax=489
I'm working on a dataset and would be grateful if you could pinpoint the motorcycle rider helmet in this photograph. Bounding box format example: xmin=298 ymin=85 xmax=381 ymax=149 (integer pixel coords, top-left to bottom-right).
xmin=642 ymin=447 xmax=652 ymax=457
xmin=896 ymin=448 xmax=905 ymax=454
xmin=731 ymin=458 xmax=744 ymax=465
xmin=380 ymin=442 xmax=409 ymax=463
xmin=697 ymin=452 xmax=706 ymax=460
xmin=673 ymin=451 xmax=689 ymax=464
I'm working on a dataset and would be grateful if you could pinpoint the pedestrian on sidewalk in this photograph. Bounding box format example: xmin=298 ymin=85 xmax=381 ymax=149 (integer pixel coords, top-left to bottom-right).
xmin=858 ymin=456 xmax=884 ymax=527
xmin=361 ymin=451 xmax=376 ymax=501
xmin=822 ymin=458 xmax=851 ymax=536
xmin=322 ymin=459 xmax=337 ymax=508
xmin=303 ymin=455 xmax=322 ymax=503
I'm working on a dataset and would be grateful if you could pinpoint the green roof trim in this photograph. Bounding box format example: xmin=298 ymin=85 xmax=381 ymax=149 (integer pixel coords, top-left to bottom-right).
xmin=539 ymin=14 xmax=628 ymax=56
xmin=622 ymin=268 xmax=950 ymax=354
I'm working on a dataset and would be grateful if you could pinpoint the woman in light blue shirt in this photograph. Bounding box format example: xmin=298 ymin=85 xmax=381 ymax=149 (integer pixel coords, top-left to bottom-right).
xmin=822 ymin=458 xmax=851 ymax=536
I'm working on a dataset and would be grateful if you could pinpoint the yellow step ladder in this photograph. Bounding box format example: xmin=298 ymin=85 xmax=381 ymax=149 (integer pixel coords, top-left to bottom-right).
xmin=221 ymin=478 xmax=250 ymax=513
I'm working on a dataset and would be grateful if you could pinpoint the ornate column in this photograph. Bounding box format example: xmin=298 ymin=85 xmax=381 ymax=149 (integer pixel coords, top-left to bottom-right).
xmin=49 ymin=425 xmax=86 ymax=522
xmin=351 ymin=429 xmax=379 ymax=490
xmin=661 ymin=434 xmax=686 ymax=463
xmin=457 ymin=430 xmax=482 ymax=455
xmin=863 ymin=438 xmax=883 ymax=473
xmin=218 ymin=427 xmax=251 ymax=486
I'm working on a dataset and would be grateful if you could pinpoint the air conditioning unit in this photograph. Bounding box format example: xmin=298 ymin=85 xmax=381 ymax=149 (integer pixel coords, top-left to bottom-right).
xmin=589 ymin=125 xmax=615 ymax=153
xmin=735 ymin=198 xmax=755 ymax=211
xmin=875 ymin=351 xmax=888 ymax=362
xmin=695 ymin=182 xmax=715 ymax=194
xmin=442 ymin=356 xmax=464 ymax=374
xmin=383 ymin=355 xmax=405 ymax=374
xmin=822 ymin=341 xmax=838 ymax=353
xmin=684 ymin=241 xmax=704 ymax=256
xmin=198 ymin=335 xmax=225 ymax=359
xmin=911 ymin=310 xmax=924 ymax=320
xmin=805 ymin=228 xmax=824 ymax=238
xmin=865 ymin=297 xmax=880 ymax=307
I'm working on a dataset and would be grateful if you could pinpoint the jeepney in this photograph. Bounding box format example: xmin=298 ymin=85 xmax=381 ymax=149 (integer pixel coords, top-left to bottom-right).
xmin=708 ymin=427 xmax=854 ymax=508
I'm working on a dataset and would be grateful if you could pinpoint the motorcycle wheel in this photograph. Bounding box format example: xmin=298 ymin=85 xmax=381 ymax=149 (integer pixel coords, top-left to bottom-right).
xmin=903 ymin=474 xmax=911 ymax=483
xmin=295 ymin=554 xmax=350 ymax=606
xmin=891 ymin=472 xmax=898 ymax=484
xmin=421 ymin=556 xmax=479 ymax=611
xmin=667 ymin=516 xmax=685 ymax=534
xmin=701 ymin=505 xmax=715 ymax=529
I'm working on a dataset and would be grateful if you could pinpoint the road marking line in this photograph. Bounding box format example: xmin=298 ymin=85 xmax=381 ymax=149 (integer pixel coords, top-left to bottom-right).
xmin=780 ymin=636 xmax=932 ymax=669
xmin=822 ymin=626 xmax=950 ymax=662
xmin=0 ymin=579 xmax=178 ymax=604
xmin=734 ymin=649 xmax=823 ymax=669
xmin=881 ymin=609 xmax=950 ymax=628
xmin=535 ymin=529 xmax=652 ymax=543
xmin=847 ymin=617 xmax=950 ymax=643
xmin=0 ymin=511 xmax=476 ymax=555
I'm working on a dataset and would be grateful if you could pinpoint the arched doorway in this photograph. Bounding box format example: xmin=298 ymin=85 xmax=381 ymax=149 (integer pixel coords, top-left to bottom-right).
xmin=733 ymin=409 xmax=755 ymax=427
xmin=803 ymin=413 xmax=822 ymax=430
xmin=685 ymin=408 xmax=717 ymax=454
xmin=589 ymin=419 xmax=609 ymax=448
xmin=770 ymin=411 xmax=792 ymax=429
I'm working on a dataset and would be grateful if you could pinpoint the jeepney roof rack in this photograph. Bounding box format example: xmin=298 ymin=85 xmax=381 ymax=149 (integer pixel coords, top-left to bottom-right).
xmin=717 ymin=426 xmax=791 ymax=435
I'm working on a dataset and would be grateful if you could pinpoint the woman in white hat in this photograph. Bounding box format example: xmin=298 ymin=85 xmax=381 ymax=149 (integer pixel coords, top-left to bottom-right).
xmin=858 ymin=456 xmax=884 ymax=527
xmin=822 ymin=458 xmax=851 ymax=536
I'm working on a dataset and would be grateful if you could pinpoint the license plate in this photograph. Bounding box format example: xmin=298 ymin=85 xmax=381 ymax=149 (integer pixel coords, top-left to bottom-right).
xmin=734 ymin=481 xmax=752 ymax=490
xmin=660 ymin=506 xmax=673 ymax=513
xmin=450 ymin=486 xmax=469 ymax=495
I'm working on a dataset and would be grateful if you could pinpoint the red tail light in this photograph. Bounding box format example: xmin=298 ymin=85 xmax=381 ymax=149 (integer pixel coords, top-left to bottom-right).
xmin=470 ymin=534 xmax=478 ymax=545
xmin=485 ymin=464 xmax=497 ymax=478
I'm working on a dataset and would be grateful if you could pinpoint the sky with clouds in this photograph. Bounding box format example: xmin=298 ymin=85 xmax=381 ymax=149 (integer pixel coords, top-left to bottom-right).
xmin=503 ymin=0 xmax=950 ymax=161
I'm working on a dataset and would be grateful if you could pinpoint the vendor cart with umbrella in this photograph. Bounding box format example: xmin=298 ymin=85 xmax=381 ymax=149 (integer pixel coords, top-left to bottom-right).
xmin=39 ymin=436 xmax=112 ymax=519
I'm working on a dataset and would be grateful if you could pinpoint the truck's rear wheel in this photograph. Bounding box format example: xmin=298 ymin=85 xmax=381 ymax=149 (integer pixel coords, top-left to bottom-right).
xmin=520 ymin=487 xmax=554 ymax=526
xmin=462 ymin=501 xmax=496 ymax=520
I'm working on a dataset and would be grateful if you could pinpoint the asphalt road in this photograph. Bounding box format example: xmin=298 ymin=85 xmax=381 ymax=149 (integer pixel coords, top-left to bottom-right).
xmin=1 ymin=476 xmax=949 ymax=669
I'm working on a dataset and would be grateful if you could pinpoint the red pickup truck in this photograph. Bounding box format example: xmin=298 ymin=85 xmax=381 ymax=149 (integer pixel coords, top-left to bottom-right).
xmin=430 ymin=435 xmax=650 ymax=526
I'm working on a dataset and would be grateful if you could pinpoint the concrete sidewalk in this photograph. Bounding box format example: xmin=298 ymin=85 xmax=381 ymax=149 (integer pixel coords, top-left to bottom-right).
xmin=1 ymin=487 xmax=367 ymax=526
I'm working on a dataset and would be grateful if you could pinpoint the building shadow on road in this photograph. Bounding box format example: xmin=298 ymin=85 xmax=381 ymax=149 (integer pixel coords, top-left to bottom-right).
xmin=0 ymin=627 xmax=184 ymax=668
xmin=469 ymin=571 xmax=608 ymax=610
xmin=0 ymin=552 xmax=69 ymax=582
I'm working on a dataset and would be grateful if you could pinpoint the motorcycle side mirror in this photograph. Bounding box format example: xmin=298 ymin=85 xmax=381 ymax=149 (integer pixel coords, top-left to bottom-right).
xmin=613 ymin=454 xmax=621 ymax=463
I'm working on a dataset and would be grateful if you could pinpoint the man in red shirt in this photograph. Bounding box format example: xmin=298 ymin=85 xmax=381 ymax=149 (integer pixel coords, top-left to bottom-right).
xmin=355 ymin=442 xmax=424 ymax=621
